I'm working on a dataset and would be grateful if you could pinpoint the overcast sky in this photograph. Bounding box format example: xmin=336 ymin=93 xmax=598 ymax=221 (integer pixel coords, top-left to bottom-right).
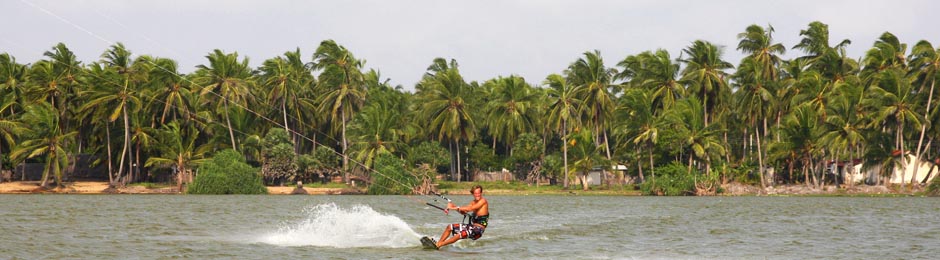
xmin=2 ymin=0 xmax=938 ymax=91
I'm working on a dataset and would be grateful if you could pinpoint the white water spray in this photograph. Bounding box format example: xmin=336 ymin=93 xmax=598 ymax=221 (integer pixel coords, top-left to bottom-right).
xmin=258 ymin=203 xmax=421 ymax=248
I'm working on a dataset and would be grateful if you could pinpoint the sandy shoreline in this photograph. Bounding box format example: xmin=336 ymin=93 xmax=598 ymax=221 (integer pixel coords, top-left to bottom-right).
xmin=0 ymin=180 xmax=917 ymax=196
xmin=0 ymin=181 xmax=356 ymax=195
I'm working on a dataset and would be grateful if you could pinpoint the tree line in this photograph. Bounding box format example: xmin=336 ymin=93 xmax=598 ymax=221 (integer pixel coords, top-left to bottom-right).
xmin=1 ymin=21 xmax=939 ymax=193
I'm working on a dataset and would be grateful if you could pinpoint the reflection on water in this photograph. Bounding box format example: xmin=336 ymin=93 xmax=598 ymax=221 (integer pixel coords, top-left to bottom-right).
xmin=0 ymin=195 xmax=938 ymax=259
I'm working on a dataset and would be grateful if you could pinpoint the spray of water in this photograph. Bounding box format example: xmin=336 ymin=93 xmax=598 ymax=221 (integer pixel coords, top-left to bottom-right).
xmin=258 ymin=203 xmax=421 ymax=248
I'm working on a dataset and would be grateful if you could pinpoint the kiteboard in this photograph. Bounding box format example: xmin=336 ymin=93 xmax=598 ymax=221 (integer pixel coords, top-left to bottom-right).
xmin=420 ymin=236 xmax=438 ymax=250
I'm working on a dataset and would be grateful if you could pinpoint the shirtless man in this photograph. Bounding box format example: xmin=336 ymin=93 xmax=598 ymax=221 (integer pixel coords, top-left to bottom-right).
xmin=435 ymin=185 xmax=489 ymax=248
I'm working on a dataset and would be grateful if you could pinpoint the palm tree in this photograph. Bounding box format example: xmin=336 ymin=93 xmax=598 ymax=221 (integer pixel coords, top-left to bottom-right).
xmin=569 ymin=129 xmax=609 ymax=191
xmin=0 ymin=53 xmax=29 ymax=177
xmin=863 ymin=68 xmax=922 ymax=188
xmin=86 ymin=43 xmax=146 ymax=185
xmin=615 ymin=88 xmax=660 ymax=183
xmin=822 ymin=78 xmax=866 ymax=185
xmin=312 ymin=40 xmax=366 ymax=184
xmin=566 ymin=50 xmax=617 ymax=182
xmin=259 ymin=48 xmax=314 ymax=147
xmin=0 ymin=53 xmax=28 ymax=115
xmin=776 ymin=104 xmax=826 ymax=187
xmin=617 ymin=49 xmax=684 ymax=112
xmin=146 ymin=57 xmax=194 ymax=125
xmin=680 ymin=40 xmax=734 ymax=127
xmin=732 ymin=57 xmax=777 ymax=188
xmin=737 ymin=24 xmax=786 ymax=80
xmin=145 ymin=121 xmax=210 ymax=191
xmin=908 ymin=40 xmax=940 ymax=182
xmin=484 ymin=75 xmax=539 ymax=155
xmin=11 ymin=103 xmax=77 ymax=188
xmin=194 ymin=49 xmax=254 ymax=152
xmin=416 ymin=58 xmax=475 ymax=181
xmin=349 ymin=103 xmax=402 ymax=169
xmin=664 ymin=97 xmax=725 ymax=175
xmin=544 ymin=74 xmax=581 ymax=189
xmin=861 ymin=32 xmax=908 ymax=80
xmin=0 ymin=103 xmax=24 ymax=180
xmin=793 ymin=21 xmax=852 ymax=62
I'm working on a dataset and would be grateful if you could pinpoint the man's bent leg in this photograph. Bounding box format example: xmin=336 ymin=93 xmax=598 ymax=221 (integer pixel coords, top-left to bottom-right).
xmin=436 ymin=234 xmax=461 ymax=248
xmin=438 ymin=224 xmax=453 ymax=245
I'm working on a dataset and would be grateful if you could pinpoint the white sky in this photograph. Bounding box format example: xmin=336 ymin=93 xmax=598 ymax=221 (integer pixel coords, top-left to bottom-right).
xmin=2 ymin=0 xmax=938 ymax=91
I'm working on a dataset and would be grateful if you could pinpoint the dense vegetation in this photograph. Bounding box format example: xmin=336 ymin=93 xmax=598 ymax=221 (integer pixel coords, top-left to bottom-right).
xmin=1 ymin=21 xmax=939 ymax=194
xmin=187 ymin=149 xmax=267 ymax=194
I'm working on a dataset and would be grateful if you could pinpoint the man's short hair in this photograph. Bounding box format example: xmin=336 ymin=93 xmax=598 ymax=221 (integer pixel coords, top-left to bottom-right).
xmin=470 ymin=185 xmax=483 ymax=194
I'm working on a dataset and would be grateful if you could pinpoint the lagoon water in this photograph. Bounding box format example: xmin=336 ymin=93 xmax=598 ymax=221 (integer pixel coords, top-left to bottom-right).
xmin=0 ymin=195 xmax=938 ymax=259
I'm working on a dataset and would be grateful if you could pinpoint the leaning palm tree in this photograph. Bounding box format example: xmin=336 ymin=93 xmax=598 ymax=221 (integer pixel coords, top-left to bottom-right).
xmin=544 ymin=74 xmax=581 ymax=189
xmin=416 ymin=58 xmax=475 ymax=181
xmin=194 ymin=49 xmax=254 ymax=152
xmin=908 ymin=40 xmax=940 ymax=183
xmin=312 ymin=40 xmax=366 ymax=184
xmin=11 ymin=103 xmax=76 ymax=189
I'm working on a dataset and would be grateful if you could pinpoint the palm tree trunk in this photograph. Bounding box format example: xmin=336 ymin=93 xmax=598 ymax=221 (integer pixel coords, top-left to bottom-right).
xmin=562 ymin=121 xmax=569 ymax=189
xmin=177 ymin=157 xmax=184 ymax=191
xmin=117 ymin=109 xmax=129 ymax=186
xmin=648 ymin=145 xmax=655 ymax=181
xmin=40 ymin=160 xmax=51 ymax=188
xmin=282 ymin=98 xmax=290 ymax=136
xmin=223 ymin=99 xmax=237 ymax=152
xmin=106 ymin=122 xmax=114 ymax=184
xmin=913 ymin=80 xmax=934 ymax=184
xmin=637 ymin=153 xmax=645 ymax=183
xmin=581 ymin=172 xmax=589 ymax=191
xmin=341 ymin=108 xmax=349 ymax=184
xmin=803 ymin=158 xmax=810 ymax=187
xmin=602 ymin=130 xmax=611 ymax=185
xmin=456 ymin=139 xmax=462 ymax=182
xmin=448 ymin=141 xmax=455 ymax=180
xmin=756 ymin=126 xmax=766 ymax=189
xmin=123 ymin=105 xmax=133 ymax=185
xmin=134 ymin=142 xmax=141 ymax=183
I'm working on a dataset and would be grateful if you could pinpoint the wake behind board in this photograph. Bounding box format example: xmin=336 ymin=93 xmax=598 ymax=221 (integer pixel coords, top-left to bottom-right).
xmin=420 ymin=236 xmax=439 ymax=250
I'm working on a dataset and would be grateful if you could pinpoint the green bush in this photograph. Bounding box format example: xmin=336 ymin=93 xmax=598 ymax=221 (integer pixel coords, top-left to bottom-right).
xmin=368 ymin=152 xmax=419 ymax=195
xmin=187 ymin=149 xmax=268 ymax=194
xmin=640 ymin=161 xmax=696 ymax=196
xmin=927 ymin=174 xmax=940 ymax=197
